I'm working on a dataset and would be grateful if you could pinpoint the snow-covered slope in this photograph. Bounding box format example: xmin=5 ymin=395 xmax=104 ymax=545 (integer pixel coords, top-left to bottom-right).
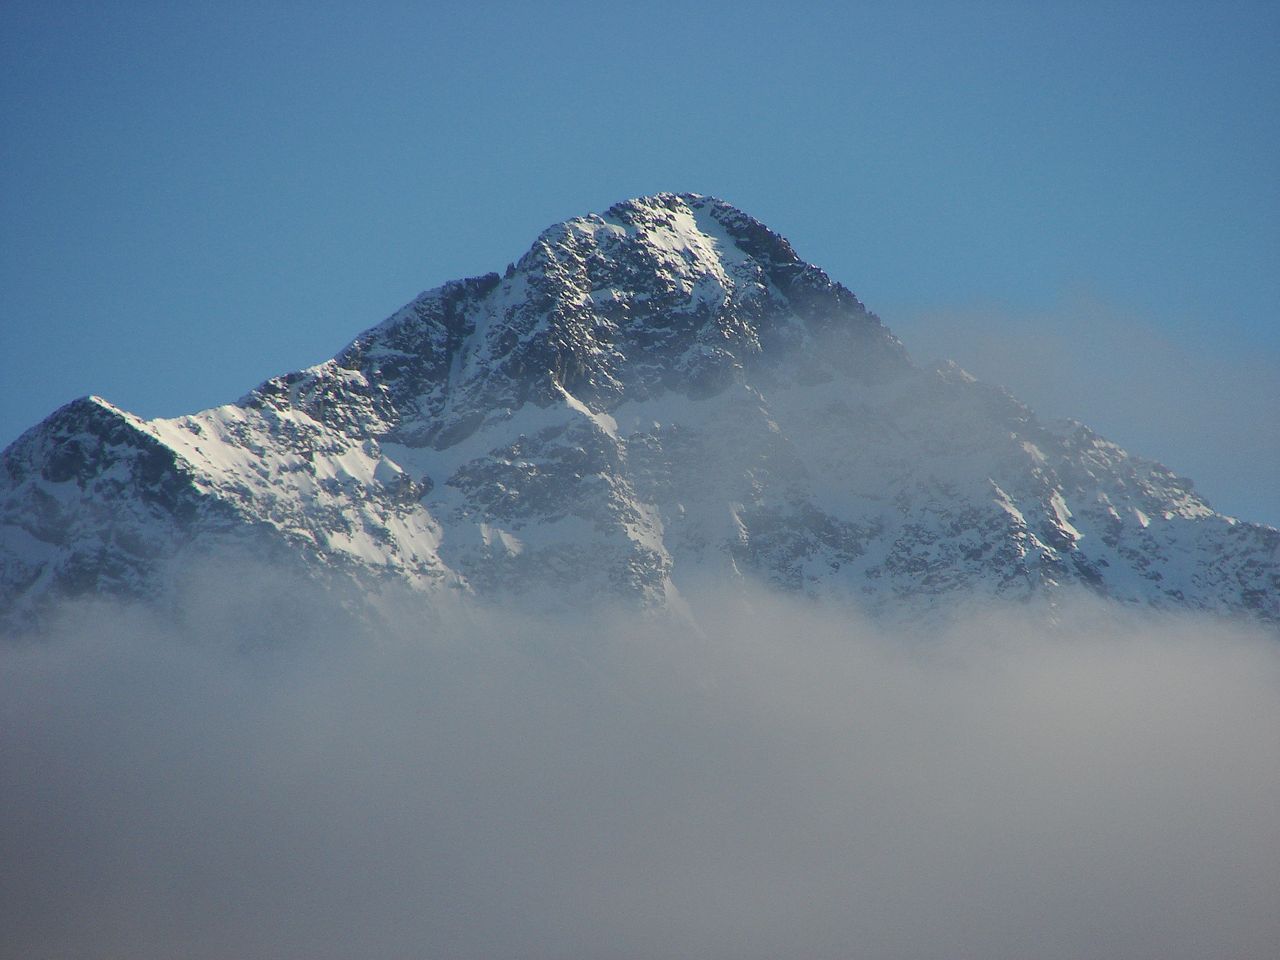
xmin=2 ymin=193 xmax=1276 ymax=627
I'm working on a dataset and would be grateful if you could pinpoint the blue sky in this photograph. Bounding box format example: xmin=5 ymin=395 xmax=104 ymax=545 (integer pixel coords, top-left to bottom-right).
xmin=2 ymin=1 xmax=1277 ymax=522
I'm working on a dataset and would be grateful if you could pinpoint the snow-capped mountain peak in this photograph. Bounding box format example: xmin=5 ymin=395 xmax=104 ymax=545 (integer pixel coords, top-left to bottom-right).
xmin=2 ymin=194 xmax=1276 ymax=627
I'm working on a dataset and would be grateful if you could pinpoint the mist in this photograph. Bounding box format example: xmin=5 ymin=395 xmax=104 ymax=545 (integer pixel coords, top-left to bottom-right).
xmin=889 ymin=295 xmax=1280 ymax=528
xmin=3 ymin=568 xmax=1278 ymax=960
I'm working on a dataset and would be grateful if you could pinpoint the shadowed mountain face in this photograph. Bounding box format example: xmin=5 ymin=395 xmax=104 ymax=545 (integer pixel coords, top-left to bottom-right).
xmin=2 ymin=193 xmax=1277 ymax=627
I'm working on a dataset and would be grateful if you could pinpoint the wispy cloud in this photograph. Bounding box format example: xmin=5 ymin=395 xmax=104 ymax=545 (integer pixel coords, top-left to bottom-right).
xmin=891 ymin=294 xmax=1280 ymax=527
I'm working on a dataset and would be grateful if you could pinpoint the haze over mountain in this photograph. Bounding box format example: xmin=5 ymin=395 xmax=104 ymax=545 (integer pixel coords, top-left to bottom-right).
xmin=1 ymin=193 xmax=1276 ymax=628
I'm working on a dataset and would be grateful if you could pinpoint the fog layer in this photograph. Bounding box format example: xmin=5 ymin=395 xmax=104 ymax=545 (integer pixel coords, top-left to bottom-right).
xmin=3 ymin=577 xmax=1278 ymax=960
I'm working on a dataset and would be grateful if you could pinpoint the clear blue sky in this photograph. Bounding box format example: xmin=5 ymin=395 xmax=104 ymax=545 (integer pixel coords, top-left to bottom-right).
xmin=2 ymin=1 xmax=1277 ymax=522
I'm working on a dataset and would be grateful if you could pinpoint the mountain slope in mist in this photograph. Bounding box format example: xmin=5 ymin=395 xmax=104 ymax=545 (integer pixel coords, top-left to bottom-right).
xmin=1 ymin=193 xmax=1276 ymax=626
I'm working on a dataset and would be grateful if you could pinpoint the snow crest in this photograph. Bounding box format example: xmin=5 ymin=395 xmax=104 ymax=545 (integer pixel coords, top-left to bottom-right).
xmin=2 ymin=194 xmax=1276 ymax=627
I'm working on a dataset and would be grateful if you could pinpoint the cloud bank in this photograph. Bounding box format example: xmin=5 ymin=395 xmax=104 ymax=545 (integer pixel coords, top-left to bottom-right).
xmin=2 ymin=570 xmax=1278 ymax=960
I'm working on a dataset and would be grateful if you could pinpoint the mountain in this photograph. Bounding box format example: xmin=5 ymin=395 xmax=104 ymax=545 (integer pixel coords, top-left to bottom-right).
xmin=2 ymin=193 xmax=1277 ymax=628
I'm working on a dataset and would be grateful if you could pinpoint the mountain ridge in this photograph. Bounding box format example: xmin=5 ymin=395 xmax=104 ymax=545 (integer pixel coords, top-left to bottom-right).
xmin=3 ymin=192 xmax=1277 ymax=628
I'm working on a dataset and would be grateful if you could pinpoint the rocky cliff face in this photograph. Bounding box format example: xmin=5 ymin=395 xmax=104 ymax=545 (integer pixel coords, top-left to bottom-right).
xmin=2 ymin=193 xmax=1276 ymax=627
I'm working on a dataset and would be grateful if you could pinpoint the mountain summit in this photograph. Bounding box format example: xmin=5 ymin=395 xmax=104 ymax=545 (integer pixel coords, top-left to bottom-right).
xmin=2 ymin=193 xmax=1276 ymax=626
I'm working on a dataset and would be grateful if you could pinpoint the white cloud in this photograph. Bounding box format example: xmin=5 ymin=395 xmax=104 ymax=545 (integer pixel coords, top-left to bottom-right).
xmin=3 ymin=572 xmax=1277 ymax=960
